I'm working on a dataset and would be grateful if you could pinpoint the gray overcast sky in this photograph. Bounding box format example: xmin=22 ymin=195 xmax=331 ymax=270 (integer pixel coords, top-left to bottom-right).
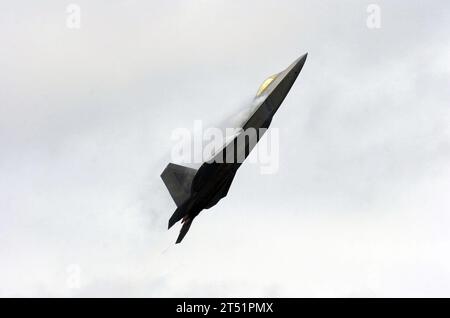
xmin=1 ymin=0 xmax=450 ymax=296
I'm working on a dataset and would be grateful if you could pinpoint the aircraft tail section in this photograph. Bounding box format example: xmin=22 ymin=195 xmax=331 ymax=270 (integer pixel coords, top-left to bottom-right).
xmin=161 ymin=163 xmax=197 ymax=207
xmin=168 ymin=200 xmax=189 ymax=229
xmin=168 ymin=201 xmax=195 ymax=243
xmin=176 ymin=218 xmax=193 ymax=244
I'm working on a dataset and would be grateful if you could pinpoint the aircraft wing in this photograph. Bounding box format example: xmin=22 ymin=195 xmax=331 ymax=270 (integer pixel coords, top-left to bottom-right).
xmin=161 ymin=163 xmax=197 ymax=207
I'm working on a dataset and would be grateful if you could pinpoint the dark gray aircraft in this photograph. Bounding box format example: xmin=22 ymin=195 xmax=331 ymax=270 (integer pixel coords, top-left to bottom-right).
xmin=161 ymin=53 xmax=308 ymax=243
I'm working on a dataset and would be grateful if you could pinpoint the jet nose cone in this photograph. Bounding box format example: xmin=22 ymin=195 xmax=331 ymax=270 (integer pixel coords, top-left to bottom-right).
xmin=302 ymin=52 xmax=308 ymax=61
xmin=284 ymin=53 xmax=308 ymax=81
xmin=293 ymin=53 xmax=308 ymax=72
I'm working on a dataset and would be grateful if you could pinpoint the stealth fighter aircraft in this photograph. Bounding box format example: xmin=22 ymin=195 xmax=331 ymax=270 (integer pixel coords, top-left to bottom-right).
xmin=161 ymin=53 xmax=308 ymax=243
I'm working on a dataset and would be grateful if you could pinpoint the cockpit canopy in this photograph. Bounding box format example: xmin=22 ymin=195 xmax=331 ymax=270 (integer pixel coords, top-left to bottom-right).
xmin=256 ymin=73 xmax=278 ymax=97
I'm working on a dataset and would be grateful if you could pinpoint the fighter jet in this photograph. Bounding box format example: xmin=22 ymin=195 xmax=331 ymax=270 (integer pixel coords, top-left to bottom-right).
xmin=161 ymin=53 xmax=308 ymax=243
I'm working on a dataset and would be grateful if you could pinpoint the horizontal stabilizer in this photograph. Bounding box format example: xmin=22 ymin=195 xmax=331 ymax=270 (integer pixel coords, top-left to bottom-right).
xmin=168 ymin=201 xmax=189 ymax=229
xmin=176 ymin=218 xmax=193 ymax=244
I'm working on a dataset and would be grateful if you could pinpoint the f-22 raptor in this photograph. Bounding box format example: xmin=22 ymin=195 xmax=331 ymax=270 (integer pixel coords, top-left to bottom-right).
xmin=161 ymin=53 xmax=308 ymax=243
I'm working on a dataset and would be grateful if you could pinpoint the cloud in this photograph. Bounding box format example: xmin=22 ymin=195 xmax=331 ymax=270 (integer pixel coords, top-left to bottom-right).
xmin=1 ymin=0 xmax=449 ymax=297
